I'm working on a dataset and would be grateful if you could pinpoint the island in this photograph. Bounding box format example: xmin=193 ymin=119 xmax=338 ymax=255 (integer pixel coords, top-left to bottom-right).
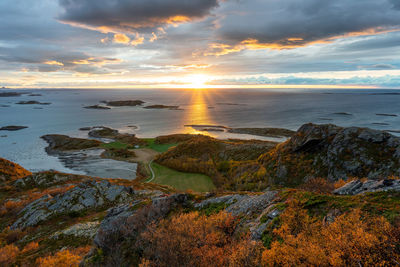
xmin=143 ymin=104 xmax=180 ymax=110
xmin=0 ymin=126 xmax=28 ymax=131
xmin=228 ymin=127 xmax=295 ymax=138
xmin=0 ymin=92 xmax=22 ymax=97
xmin=102 ymin=100 xmax=145 ymax=106
xmin=83 ymin=105 xmax=111 ymax=110
xmin=16 ymin=101 xmax=51 ymax=105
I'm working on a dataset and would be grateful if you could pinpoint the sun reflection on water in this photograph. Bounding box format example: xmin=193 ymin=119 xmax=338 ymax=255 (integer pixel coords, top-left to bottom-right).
xmin=182 ymin=90 xmax=215 ymax=136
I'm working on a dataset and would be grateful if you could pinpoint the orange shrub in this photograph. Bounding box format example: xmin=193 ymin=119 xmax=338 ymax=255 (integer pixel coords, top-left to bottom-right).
xmin=139 ymin=211 xmax=263 ymax=267
xmin=36 ymin=249 xmax=83 ymax=267
xmin=300 ymin=177 xmax=334 ymax=193
xmin=262 ymin=201 xmax=400 ymax=266
xmin=21 ymin=242 xmax=39 ymax=253
xmin=0 ymin=244 xmax=19 ymax=266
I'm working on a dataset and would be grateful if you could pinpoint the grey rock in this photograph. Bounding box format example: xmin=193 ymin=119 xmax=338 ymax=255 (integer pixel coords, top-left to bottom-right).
xmin=11 ymin=181 xmax=135 ymax=229
xmin=52 ymin=221 xmax=100 ymax=239
xmin=334 ymin=179 xmax=400 ymax=195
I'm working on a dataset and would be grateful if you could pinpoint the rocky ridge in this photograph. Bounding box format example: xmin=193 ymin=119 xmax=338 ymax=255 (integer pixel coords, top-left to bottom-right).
xmin=260 ymin=123 xmax=400 ymax=184
xmin=11 ymin=180 xmax=135 ymax=229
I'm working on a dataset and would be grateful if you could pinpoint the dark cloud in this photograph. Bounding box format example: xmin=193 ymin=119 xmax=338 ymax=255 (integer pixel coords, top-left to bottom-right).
xmin=214 ymin=0 xmax=400 ymax=50
xmin=58 ymin=0 xmax=220 ymax=33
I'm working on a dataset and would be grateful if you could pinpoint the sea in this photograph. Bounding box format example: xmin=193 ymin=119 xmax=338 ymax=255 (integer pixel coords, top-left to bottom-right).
xmin=1 ymin=88 xmax=400 ymax=179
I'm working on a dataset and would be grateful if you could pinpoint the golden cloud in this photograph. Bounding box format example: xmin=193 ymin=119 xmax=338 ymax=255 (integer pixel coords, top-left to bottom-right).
xmin=113 ymin=33 xmax=131 ymax=44
xmin=203 ymin=27 xmax=400 ymax=56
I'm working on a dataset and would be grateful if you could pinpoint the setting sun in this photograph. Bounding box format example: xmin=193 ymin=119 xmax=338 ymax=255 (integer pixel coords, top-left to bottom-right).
xmin=184 ymin=74 xmax=209 ymax=89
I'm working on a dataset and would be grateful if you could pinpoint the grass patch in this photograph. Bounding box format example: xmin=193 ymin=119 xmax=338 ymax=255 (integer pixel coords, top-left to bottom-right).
xmin=151 ymin=163 xmax=215 ymax=192
xmin=101 ymin=141 xmax=132 ymax=149
xmin=143 ymin=138 xmax=177 ymax=152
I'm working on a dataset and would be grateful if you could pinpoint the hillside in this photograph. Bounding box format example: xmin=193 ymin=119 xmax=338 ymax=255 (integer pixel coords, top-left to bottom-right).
xmin=0 ymin=156 xmax=399 ymax=266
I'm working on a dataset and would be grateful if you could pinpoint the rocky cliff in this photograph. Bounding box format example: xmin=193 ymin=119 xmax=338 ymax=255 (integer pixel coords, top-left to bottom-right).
xmin=260 ymin=123 xmax=400 ymax=185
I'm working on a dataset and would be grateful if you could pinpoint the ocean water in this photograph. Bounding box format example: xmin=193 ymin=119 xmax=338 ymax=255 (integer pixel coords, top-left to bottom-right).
xmin=1 ymin=88 xmax=400 ymax=176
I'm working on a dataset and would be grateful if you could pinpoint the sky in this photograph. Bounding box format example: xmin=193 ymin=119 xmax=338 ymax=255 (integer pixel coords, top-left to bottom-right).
xmin=1 ymin=0 xmax=400 ymax=89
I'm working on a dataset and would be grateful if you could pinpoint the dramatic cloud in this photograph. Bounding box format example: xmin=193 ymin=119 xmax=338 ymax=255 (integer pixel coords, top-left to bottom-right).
xmin=208 ymin=0 xmax=400 ymax=54
xmin=1 ymin=0 xmax=400 ymax=88
xmin=58 ymin=0 xmax=220 ymax=34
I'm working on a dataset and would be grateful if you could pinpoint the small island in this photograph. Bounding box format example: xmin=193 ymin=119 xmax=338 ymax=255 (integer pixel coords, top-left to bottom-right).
xmin=102 ymin=100 xmax=145 ymax=107
xmin=228 ymin=127 xmax=295 ymax=138
xmin=144 ymin=105 xmax=180 ymax=110
xmin=0 ymin=126 xmax=28 ymax=131
xmin=83 ymin=105 xmax=111 ymax=110
xmin=0 ymin=92 xmax=22 ymax=97
xmin=16 ymin=101 xmax=51 ymax=105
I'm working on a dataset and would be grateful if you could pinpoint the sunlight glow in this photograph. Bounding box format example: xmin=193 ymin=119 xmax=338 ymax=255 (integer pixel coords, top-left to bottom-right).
xmin=183 ymin=74 xmax=209 ymax=89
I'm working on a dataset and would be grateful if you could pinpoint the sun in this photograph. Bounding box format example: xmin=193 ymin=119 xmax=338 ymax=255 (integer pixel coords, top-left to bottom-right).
xmin=185 ymin=74 xmax=209 ymax=89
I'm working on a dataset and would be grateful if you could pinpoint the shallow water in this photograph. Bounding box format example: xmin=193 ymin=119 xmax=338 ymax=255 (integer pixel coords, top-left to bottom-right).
xmin=1 ymin=88 xmax=400 ymax=176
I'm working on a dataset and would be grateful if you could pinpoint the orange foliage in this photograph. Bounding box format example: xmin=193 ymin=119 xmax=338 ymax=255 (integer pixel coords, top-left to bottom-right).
xmin=21 ymin=241 xmax=39 ymax=253
xmin=36 ymin=249 xmax=84 ymax=267
xmin=300 ymin=177 xmax=334 ymax=193
xmin=0 ymin=244 xmax=19 ymax=266
xmin=0 ymin=157 xmax=31 ymax=180
xmin=139 ymin=211 xmax=263 ymax=267
xmin=262 ymin=201 xmax=400 ymax=266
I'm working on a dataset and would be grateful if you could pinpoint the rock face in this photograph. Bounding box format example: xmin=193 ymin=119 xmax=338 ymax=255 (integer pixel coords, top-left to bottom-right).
xmin=260 ymin=123 xmax=400 ymax=184
xmin=41 ymin=134 xmax=103 ymax=152
xmin=0 ymin=158 xmax=32 ymax=181
xmin=11 ymin=180 xmax=135 ymax=229
xmin=334 ymin=179 xmax=400 ymax=195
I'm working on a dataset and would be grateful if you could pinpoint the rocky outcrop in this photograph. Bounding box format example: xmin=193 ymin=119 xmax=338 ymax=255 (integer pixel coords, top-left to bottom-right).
xmin=195 ymin=191 xmax=277 ymax=217
xmin=11 ymin=180 xmax=135 ymax=229
xmin=333 ymin=179 xmax=400 ymax=195
xmin=0 ymin=158 xmax=31 ymax=181
xmin=52 ymin=221 xmax=100 ymax=239
xmin=41 ymin=134 xmax=103 ymax=152
xmin=14 ymin=172 xmax=83 ymax=189
xmin=88 ymin=127 xmax=119 ymax=138
xmin=260 ymin=123 xmax=400 ymax=184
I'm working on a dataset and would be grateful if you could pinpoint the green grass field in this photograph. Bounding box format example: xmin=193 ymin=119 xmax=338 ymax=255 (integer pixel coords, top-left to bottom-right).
xmin=101 ymin=141 xmax=132 ymax=149
xmin=143 ymin=138 xmax=177 ymax=152
xmin=151 ymin=163 xmax=215 ymax=192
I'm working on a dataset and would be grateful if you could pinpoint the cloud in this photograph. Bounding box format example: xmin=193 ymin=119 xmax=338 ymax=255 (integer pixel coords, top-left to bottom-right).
xmin=113 ymin=33 xmax=130 ymax=44
xmin=210 ymin=0 xmax=400 ymax=54
xmin=58 ymin=0 xmax=220 ymax=34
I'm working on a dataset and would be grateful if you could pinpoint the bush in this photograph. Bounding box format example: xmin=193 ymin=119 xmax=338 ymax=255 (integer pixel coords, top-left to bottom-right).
xmin=138 ymin=211 xmax=263 ymax=267
xmin=262 ymin=200 xmax=400 ymax=266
